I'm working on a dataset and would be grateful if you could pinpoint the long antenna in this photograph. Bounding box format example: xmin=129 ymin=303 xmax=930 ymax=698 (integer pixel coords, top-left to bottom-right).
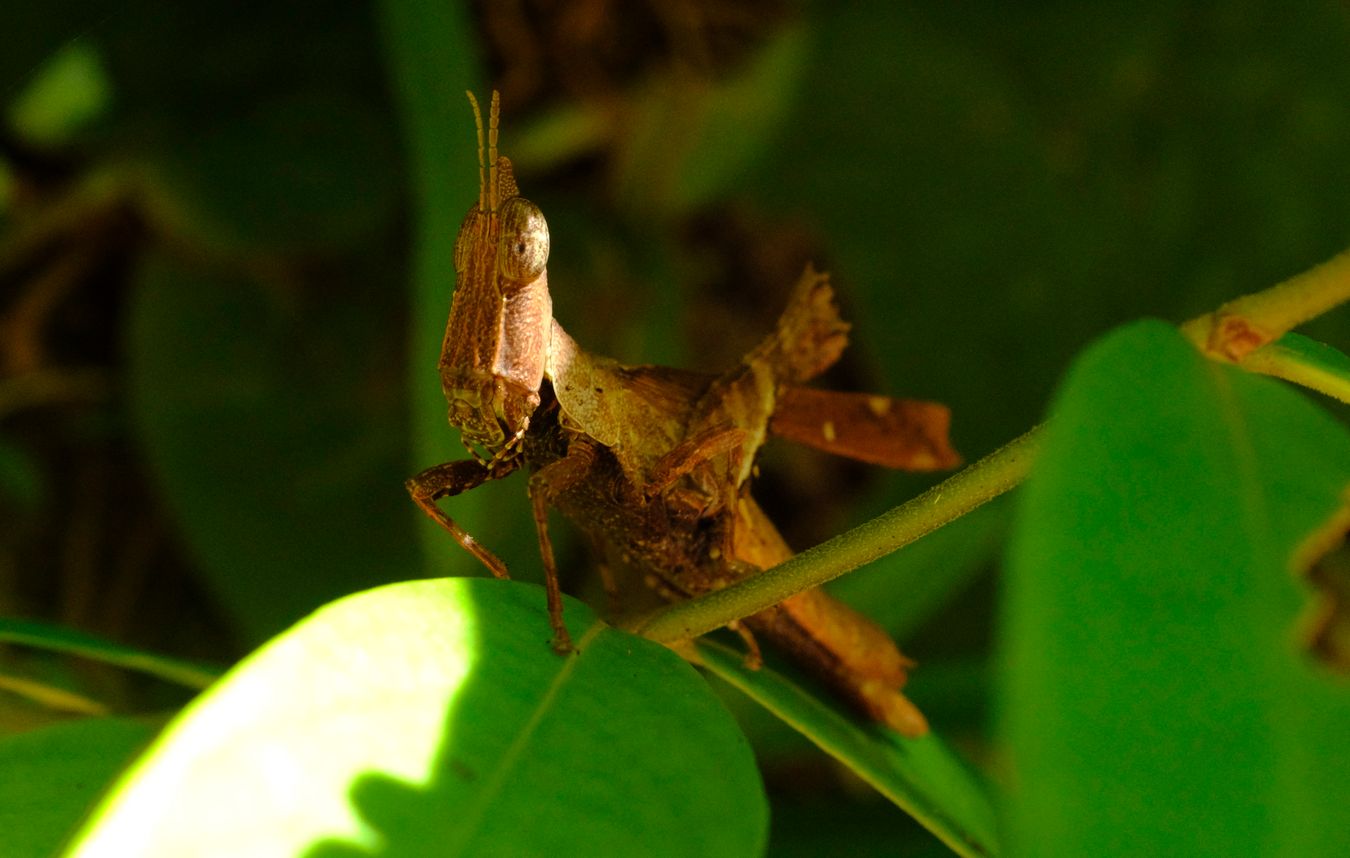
xmin=466 ymin=90 xmax=486 ymax=211
xmin=488 ymin=90 xmax=501 ymax=212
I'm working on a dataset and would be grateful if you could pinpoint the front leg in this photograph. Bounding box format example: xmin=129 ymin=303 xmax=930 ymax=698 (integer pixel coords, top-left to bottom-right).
xmin=527 ymin=435 xmax=599 ymax=654
xmin=406 ymin=458 xmax=517 ymax=578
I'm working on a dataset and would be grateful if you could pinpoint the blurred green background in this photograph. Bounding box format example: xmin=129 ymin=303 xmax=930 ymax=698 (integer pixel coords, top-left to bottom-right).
xmin=2 ymin=1 xmax=1348 ymax=853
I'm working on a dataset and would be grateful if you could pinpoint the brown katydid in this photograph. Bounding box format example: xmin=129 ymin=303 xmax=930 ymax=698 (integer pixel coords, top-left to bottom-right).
xmin=407 ymin=91 xmax=960 ymax=735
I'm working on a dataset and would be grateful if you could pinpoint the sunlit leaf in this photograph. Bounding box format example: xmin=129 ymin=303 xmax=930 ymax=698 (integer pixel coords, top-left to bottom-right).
xmin=68 ymin=578 xmax=767 ymax=857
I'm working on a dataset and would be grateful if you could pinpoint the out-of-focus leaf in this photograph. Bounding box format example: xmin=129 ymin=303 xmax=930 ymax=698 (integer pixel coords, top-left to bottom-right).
xmin=0 ymin=158 xmax=11 ymax=215
xmin=1257 ymin=332 xmax=1350 ymax=403
xmin=146 ymin=92 xmax=399 ymax=253
xmin=752 ymin=2 xmax=1350 ymax=462
xmin=0 ymin=717 xmax=154 ymax=858
xmin=126 ymin=254 xmax=418 ymax=641
xmin=1002 ymin=321 xmax=1350 ymax=856
xmin=1274 ymin=333 xmax=1350 ymax=381
xmin=0 ymin=618 xmax=219 ymax=688
xmin=0 ymin=437 xmax=46 ymax=510
xmin=0 ymin=2 xmax=107 ymax=96
xmin=753 ymin=2 xmax=1101 ymax=459
xmin=7 ymin=41 xmax=110 ymax=146
xmin=768 ymin=792 xmax=953 ymax=858
xmin=68 ymin=578 xmax=768 ymax=857
xmin=698 ymin=640 xmax=999 ymax=858
xmin=615 ymin=24 xmax=807 ymax=216
xmin=96 ymin=0 xmax=390 ymax=122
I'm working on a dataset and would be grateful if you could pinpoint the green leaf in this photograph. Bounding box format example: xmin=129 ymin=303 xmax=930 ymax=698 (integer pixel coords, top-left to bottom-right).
xmin=67 ymin=578 xmax=767 ymax=857
xmin=753 ymin=2 xmax=1102 ymax=458
xmin=0 ymin=2 xmax=106 ymax=96
xmin=1002 ymin=320 xmax=1350 ymax=856
xmin=0 ymin=717 xmax=155 ymax=858
xmin=7 ymin=40 xmax=111 ymax=146
xmin=614 ymin=24 xmax=807 ymax=216
xmin=1263 ymin=332 xmax=1350 ymax=403
xmin=1276 ymin=332 xmax=1350 ymax=379
xmin=0 ymin=618 xmax=219 ymax=689
xmin=127 ymin=254 xmax=419 ymax=641
xmin=697 ymin=640 xmax=999 ymax=858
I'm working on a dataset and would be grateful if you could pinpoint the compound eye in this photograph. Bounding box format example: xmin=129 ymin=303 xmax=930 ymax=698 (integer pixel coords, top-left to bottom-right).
xmin=497 ymin=197 xmax=550 ymax=283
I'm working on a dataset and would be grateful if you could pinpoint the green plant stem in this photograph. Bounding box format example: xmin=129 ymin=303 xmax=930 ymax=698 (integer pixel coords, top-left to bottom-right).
xmin=634 ymin=427 xmax=1042 ymax=643
xmin=1181 ymin=246 xmax=1350 ymax=360
xmin=636 ymin=246 xmax=1350 ymax=646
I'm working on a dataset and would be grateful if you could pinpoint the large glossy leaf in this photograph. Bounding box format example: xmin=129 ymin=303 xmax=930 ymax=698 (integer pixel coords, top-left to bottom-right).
xmin=698 ymin=640 xmax=999 ymax=857
xmin=67 ymin=578 xmax=767 ymax=857
xmin=1002 ymin=321 xmax=1350 ymax=856
xmin=0 ymin=717 xmax=155 ymax=858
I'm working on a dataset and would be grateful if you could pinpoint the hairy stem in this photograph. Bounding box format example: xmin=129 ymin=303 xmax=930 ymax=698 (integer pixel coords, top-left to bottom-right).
xmin=633 ymin=427 xmax=1042 ymax=643
xmin=1180 ymin=247 xmax=1350 ymax=362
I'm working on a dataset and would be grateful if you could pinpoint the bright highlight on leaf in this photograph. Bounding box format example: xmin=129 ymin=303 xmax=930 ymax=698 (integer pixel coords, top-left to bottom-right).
xmin=66 ymin=578 xmax=766 ymax=858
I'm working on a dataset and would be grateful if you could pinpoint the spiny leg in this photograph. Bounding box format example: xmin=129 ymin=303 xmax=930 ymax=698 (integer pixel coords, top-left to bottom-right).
xmin=405 ymin=459 xmax=514 ymax=578
xmin=527 ymin=436 xmax=599 ymax=654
